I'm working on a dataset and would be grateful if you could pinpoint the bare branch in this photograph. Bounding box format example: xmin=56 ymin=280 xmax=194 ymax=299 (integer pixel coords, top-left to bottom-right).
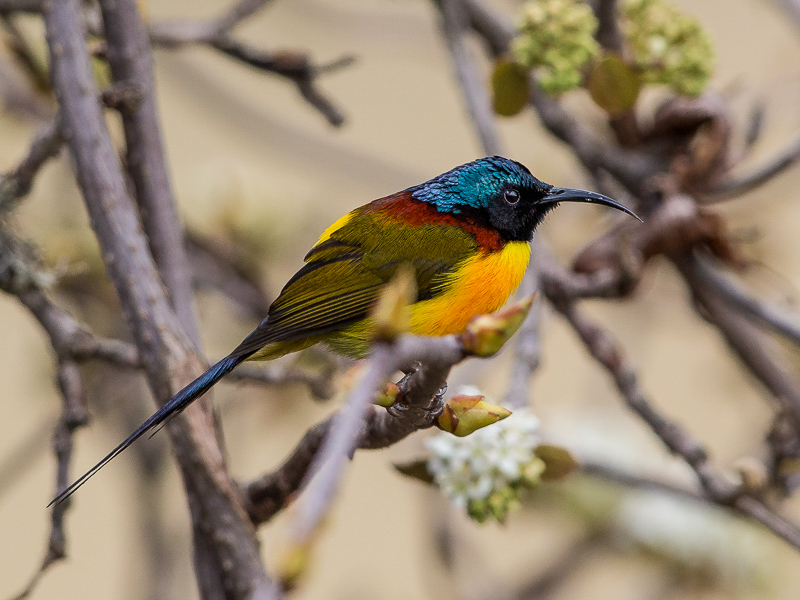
xmin=690 ymin=254 xmax=800 ymax=346
xmin=99 ymin=0 xmax=201 ymax=346
xmin=185 ymin=231 xmax=271 ymax=319
xmin=12 ymin=360 xmax=88 ymax=600
xmin=43 ymin=1 xmax=278 ymax=597
xmin=0 ymin=117 xmax=63 ymax=213
xmin=0 ymin=0 xmax=40 ymax=13
xmin=436 ymin=0 xmax=503 ymax=155
xmin=146 ymin=5 xmax=352 ymax=128
xmin=549 ymin=289 xmax=800 ymax=550
xmin=229 ymin=363 xmax=335 ymax=400
xmin=579 ymin=460 xmax=706 ymax=503
xmin=208 ymin=37 xmax=352 ymax=127
xmin=710 ymin=130 xmax=800 ymax=196
xmin=147 ymin=0 xmax=274 ymax=46
xmin=245 ymin=332 xmax=498 ymax=525
xmin=675 ymin=253 xmax=800 ymax=425
xmin=285 ymin=334 xmax=463 ymax=548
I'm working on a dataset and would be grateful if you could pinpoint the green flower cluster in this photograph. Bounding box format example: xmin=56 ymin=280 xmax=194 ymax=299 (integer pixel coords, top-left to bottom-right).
xmin=622 ymin=0 xmax=713 ymax=97
xmin=511 ymin=0 xmax=600 ymax=95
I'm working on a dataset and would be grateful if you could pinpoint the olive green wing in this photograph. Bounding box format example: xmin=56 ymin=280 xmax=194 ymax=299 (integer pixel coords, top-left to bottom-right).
xmin=229 ymin=206 xmax=477 ymax=358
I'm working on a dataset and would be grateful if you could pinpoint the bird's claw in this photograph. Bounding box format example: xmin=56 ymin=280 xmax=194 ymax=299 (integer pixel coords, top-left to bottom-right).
xmin=386 ymin=380 xmax=448 ymax=417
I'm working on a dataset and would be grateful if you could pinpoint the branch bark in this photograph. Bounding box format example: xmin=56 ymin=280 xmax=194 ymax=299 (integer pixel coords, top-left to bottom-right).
xmin=42 ymin=1 xmax=278 ymax=598
xmin=99 ymin=0 xmax=201 ymax=345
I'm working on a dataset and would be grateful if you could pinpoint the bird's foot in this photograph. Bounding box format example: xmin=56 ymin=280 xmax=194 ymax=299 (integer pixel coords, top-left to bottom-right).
xmin=385 ymin=379 xmax=448 ymax=418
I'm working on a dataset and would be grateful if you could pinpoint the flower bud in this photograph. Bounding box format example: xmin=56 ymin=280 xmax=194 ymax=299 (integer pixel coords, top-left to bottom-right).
xmin=437 ymin=395 xmax=512 ymax=437
xmin=461 ymin=295 xmax=535 ymax=358
xmin=276 ymin=541 xmax=311 ymax=590
xmin=371 ymin=265 xmax=416 ymax=342
xmin=374 ymin=381 xmax=399 ymax=408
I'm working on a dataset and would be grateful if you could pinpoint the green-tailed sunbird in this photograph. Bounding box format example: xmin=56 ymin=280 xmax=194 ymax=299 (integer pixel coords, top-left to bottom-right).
xmin=51 ymin=155 xmax=637 ymax=504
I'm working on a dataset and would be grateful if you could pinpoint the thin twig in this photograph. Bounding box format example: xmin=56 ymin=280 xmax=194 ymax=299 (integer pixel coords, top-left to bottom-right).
xmin=147 ymin=0 xmax=274 ymax=46
xmin=550 ymin=291 xmax=800 ymax=550
xmin=579 ymin=460 xmax=706 ymax=504
xmin=209 ymin=37 xmax=352 ymax=127
xmin=12 ymin=360 xmax=88 ymax=600
xmin=710 ymin=130 xmax=800 ymax=196
xmin=0 ymin=116 xmax=63 ymax=213
xmin=436 ymin=0 xmax=502 ymax=155
xmin=146 ymin=5 xmax=352 ymax=127
xmin=691 ymin=254 xmax=800 ymax=346
xmin=676 ymin=253 xmax=800 ymax=425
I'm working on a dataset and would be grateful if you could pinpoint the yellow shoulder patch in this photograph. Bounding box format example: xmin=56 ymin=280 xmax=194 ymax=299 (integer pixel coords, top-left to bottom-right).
xmin=314 ymin=210 xmax=355 ymax=247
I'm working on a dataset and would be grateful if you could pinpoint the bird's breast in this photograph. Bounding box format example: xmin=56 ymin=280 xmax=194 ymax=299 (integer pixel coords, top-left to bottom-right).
xmin=409 ymin=241 xmax=531 ymax=337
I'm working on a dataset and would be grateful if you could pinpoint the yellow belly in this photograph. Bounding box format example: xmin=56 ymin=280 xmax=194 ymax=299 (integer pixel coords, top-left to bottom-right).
xmin=409 ymin=240 xmax=530 ymax=337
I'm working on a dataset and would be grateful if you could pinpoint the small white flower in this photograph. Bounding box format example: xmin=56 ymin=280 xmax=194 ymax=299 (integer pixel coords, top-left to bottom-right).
xmin=426 ymin=388 xmax=541 ymax=519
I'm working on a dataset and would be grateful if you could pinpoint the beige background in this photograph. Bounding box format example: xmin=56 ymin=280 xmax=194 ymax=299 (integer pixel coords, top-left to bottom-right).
xmin=3 ymin=1 xmax=800 ymax=598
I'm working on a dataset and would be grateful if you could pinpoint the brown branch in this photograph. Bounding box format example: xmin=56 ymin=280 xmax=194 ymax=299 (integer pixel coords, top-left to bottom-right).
xmin=436 ymin=0 xmax=502 ymax=155
xmin=43 ymin=1 xmax=278 ymax=598
xmin=208 ymin=37 xmax=352 ymax=127
xmin=0 ymin=117 xmax=62 ymax=213
xmin=146 ymin=0 xmax=274 ymax=45
xmin=284 ymin=334 xmax=464 ymax=550
xmin=710 ymin=130 xmax=800 ymax=196
xmin=185 ymin=231 xmax=271 ymax=319
xmin=99 ymin=0 xmax=201 ymax=346
xmin=145 ymin=2 xmax=352 ymax=128
xmin=244 ymin=332 xmax=502 ymax=526
xmin=579 ymin=460 xmax=706 ymax=504
xmin=0 ymin=0 xmax=40 ymax=13
xmin=229 ymin=363 xmax=335 ymax=401
xmin=548 ymin=290 xmax=800 ymax=550
xmin=675 ymin=253 xmax=800 ymax=424
xmin=689 ymin=254 xmax=800 ymax=346
xmin=12 ymin=360 xmax=88 ymax=600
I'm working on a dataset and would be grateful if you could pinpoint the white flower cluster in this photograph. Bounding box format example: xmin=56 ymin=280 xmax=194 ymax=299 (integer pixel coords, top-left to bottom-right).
xmin=426 ymin=389 xmax=542 ymax=522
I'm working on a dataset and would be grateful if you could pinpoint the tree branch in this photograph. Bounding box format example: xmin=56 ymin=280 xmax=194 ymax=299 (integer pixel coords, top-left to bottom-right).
xmin=0 ymin=117 xmax=62 ymax=213
xmin=12 ymin=360 xmax=88 ymax=600
xmin=549 ymin=290 xmax=800 ymax=550
xmin=0 ymin=0 xmax=40 ymax=13
xmin=43 ymin=1 xmax=278 ymax=597
xmin=675 ymin=252 xmax=800 ymax=425
xmin=99 ymin=0 xmax=201 ymax=346
xmin=436 ymin=0 xmax=502 ymax=155
xmin=710 ymin=130 xmax=800 ymax=196
xmin=146 ymin=3 xmax=352 ymax=127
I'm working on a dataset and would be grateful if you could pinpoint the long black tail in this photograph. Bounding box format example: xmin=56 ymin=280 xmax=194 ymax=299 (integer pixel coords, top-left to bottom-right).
xmin=49 ymin=354 xmax=246 ymax=506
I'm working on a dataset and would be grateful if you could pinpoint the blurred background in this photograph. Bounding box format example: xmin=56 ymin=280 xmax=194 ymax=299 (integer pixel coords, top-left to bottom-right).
xmin=2 ymin=0 xmax=800 ymax=599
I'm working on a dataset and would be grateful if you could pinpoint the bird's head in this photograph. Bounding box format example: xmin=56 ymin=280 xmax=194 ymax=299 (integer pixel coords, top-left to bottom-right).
xmin=408 ymin=156 xmax=639 ymax=241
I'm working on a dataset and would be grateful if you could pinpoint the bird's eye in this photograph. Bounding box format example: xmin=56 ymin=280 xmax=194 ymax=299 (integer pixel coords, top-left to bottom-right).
xmin=503 ymin=189 xmax=520 ymax=205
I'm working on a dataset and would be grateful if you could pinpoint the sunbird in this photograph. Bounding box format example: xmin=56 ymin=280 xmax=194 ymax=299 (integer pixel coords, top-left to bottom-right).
xmin=51 ymin=156 xmax=637 ymax=504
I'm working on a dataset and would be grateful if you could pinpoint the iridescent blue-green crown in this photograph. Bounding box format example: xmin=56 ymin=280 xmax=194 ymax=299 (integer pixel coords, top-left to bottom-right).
xmin=408 ymin=156 xmax=548 ymax=212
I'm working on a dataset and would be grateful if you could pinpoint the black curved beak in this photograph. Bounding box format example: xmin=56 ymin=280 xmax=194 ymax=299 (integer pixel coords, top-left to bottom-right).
xmin=542 ymin=187 xmax=642 ymax=221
